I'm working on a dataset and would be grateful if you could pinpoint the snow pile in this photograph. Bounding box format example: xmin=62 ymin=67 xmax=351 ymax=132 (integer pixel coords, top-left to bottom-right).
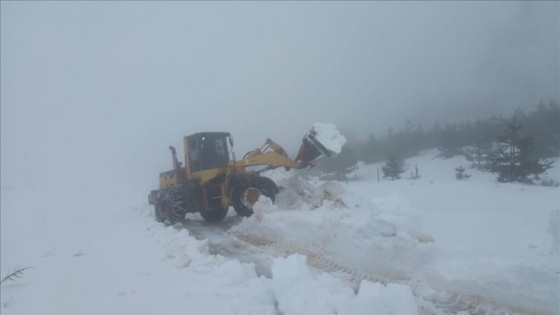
xmin=146 ymin=210 xmax=420 ymax=314
xmin=233 ymin=186 xmax=436 ymax=281
xmin=271 ymin=255 xmax=417 ymax=315
xmin=346 ymin=281 xmax=417 ymax=315
xmin=146 ymin=224 xmax=221 ymax=269
xmin=242 ymin=151 xmax=559 ymax=314
xmin=326 ymin=193 xmax=436 ymax=279
xmin=251 ymin=194 xmax=275 ymax=222
xmin=145 ymin=227 xmax=276 ymax=314
xmin=312 ymin=122 xmax=347 ymax=155
xmin=274 ymin=173 xmax=346 ymax=210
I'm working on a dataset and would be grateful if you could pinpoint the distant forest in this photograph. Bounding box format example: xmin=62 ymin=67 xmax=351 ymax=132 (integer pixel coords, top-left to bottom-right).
xmin=317 ymin=100 xmax=560 ymax=173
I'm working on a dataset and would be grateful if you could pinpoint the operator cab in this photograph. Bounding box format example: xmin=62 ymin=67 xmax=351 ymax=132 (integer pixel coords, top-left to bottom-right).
xmin=185 ymin=132 xmax=233 ymax=173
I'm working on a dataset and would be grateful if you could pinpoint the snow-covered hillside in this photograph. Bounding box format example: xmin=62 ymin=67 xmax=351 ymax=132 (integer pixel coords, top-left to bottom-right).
xmin=1 ymin=150 xmax=559 ymax=314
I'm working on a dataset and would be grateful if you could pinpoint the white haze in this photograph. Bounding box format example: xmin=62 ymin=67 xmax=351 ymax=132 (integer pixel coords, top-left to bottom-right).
xmin=1 ymin=2 xmax=558 ymax=192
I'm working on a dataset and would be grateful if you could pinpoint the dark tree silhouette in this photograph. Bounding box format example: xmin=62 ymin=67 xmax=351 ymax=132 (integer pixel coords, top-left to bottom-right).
xmin=455 ymin=166 xmax=471 ymax=180
xmin=486 ymin=118 xmax=553 ymax=183
xmin=316 ymin=144 xmax=358 ymax=182
xmin=381 ymin=156 xmax=405 ymax=180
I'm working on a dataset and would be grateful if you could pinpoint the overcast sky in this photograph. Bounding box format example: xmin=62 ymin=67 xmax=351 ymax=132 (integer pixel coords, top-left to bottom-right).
xmin=1 ymin=1 xmax=558 ymax=190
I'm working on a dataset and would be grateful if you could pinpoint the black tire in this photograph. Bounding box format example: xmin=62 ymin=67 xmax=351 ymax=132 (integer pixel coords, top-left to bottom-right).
xmin=155 ymin=188 xmax=187 ymax=225
xmin=200 ymin=207 xmax=229 ymax=222
xmin=232 ymin=176 xmax=278 ymax=217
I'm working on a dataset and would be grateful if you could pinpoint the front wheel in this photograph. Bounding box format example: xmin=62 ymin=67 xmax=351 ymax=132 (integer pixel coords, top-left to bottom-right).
xmin=155 ymin=188 xmax=187 ymax=225
xmin=200 ymin=207 xmax=229 ymax=222
xmin=232 ymin=176 xmax=278 ymax=217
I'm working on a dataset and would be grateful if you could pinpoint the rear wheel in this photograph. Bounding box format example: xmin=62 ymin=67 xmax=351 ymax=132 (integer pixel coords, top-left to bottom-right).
xmin=200 ymin=207 xmax=229 ymax=222
xmin=155 ymin=188 xmax=187 ymax=225
xmin=232 ymin=176 xmax=278 ymax=217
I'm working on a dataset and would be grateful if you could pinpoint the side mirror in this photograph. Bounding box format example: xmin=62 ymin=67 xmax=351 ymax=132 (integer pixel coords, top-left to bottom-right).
xmin=228 ymin=136 xmax=234 ymax=148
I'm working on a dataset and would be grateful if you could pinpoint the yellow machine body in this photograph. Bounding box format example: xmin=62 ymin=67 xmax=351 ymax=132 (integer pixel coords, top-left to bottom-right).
xmin=150 ymin=129 xmax=336 ymax=223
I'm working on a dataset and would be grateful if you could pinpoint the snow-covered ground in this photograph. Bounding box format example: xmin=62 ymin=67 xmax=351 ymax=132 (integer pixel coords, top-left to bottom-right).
xmin=1 ymin=150 xmax=559 ymax=314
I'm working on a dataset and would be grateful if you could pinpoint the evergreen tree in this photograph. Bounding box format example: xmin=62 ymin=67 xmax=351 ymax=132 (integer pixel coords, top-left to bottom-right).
xmin=438 ymin=123 xmax=462 ymax=158
xmin=362 ymin=133 xmax=380 ymax=163
xmin=464 ymin=142 xmax=492 ymax=171
xmin=486 ymin=119 xmax=553 ymax=183
xmin=381 ymin=156 xmax=405 ymax=180
xmin=317 ymin=144 xmax=358 ymax=175
xmin=455 ymin=166 xmax=471 ymax=180
xmin=522 ymin=100 xmax=560 ymax=158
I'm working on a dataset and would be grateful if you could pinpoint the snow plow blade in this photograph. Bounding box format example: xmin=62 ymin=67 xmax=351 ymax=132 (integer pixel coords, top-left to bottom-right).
xmin=295 ymin=123 xmax=346 ymax=166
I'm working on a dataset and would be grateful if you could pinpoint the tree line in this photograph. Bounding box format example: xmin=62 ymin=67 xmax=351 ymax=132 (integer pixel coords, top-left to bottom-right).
xmin=316 ymin=100 xmax=559 ymax=184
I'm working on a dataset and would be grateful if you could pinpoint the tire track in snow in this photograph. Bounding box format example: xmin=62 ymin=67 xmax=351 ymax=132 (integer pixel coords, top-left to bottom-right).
xmin=230 ymin=232 xmax=522 ymax=315
xmin=233 ymin=233 xmax=391 ymax=286
xmin=179 ymin=217 xmax=275 ymax=278
xmin=179 ymin=217 xmax=521 ymax=315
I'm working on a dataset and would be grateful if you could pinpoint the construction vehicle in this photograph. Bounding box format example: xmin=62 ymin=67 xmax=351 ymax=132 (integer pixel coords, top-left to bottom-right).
xmin=148 ymin=127 xmax=339 ymax=224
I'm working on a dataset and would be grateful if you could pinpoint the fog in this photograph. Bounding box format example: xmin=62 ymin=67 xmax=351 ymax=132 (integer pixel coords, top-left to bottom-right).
xmin=1 ymin=2 xmax=558 ymax=191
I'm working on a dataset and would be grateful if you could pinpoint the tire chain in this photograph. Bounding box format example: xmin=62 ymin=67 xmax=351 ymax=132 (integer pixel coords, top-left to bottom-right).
xmin=160 ymin=188 xmax=188 ymax=224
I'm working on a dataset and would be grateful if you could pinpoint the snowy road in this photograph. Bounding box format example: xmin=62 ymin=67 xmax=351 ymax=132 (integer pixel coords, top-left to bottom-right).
xmin=180 ymin=215 xmax=276 ymax=278
xmin=179 ymin=211 xmax=538 ymax=315
xmin=2 ymin=150 xmax=558 ymax=314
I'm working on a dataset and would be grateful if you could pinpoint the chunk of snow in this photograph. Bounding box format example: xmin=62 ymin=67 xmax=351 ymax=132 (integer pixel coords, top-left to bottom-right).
xmin=343 ymin=280 xmax=417 ymax=315
xmin=252 ymin=195 xmax=275 ymax=221
xmin=270 ymin=172 xmax=347 ymax=210
xmin=270 ymin=254 xmax=418 ymax=314
xmin=312 ymin=122 xmax=347 ymax=154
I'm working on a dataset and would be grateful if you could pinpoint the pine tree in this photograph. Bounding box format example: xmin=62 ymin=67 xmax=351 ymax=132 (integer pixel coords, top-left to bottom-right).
xmin=438 ymin=123 xmax=462 ymax=158
xmin=362 ymin=133 xmax=380 ymax=163
xmin=381 ymin=156 xmax=405 ymax=180
xmin=455 ymin=166 xmax=471 ymax=180
xmin=486 ymin=118 xmax=553 ymax=183
xmin=317 ymin=144 xmax=358 ymax=182
xmin=464 ymin=142 xmax=492 ymax=171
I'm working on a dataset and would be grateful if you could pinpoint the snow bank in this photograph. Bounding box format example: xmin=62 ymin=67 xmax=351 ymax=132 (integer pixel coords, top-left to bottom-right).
xmin=143 ymin=209 xmax=420 ymax=314
xmin=270 ymin=255 xmax=417 ymax=315
xmin=142 ymin=208 xmax=420 ymax=314
xmin=244 ymin=152 xmax=560 ymax=314
xmin=312 ymin=122 xmax=347 ymax=154
xmin=326 ymin=193 xmax=436 ymax=279
xmin=233 ymin=184 xmax=436 ymax=281
xmin=146 ymin=224 xmax=221 ymax=269
xmin=273 ymin=174 xmax=346 ymax=210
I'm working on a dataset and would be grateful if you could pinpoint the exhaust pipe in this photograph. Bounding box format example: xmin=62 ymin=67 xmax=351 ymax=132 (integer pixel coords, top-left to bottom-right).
xmin=169 ymin=146 xmax=182 ymax=180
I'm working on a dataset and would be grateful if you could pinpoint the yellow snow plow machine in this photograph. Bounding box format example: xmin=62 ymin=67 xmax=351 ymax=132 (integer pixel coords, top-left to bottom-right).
xmin=148 ymin=124 xmax=344 ymax=224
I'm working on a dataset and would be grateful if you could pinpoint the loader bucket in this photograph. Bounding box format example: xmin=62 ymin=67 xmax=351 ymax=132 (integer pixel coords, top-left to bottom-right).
xmin=295 ymin=129 xmax=337 ymax=165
